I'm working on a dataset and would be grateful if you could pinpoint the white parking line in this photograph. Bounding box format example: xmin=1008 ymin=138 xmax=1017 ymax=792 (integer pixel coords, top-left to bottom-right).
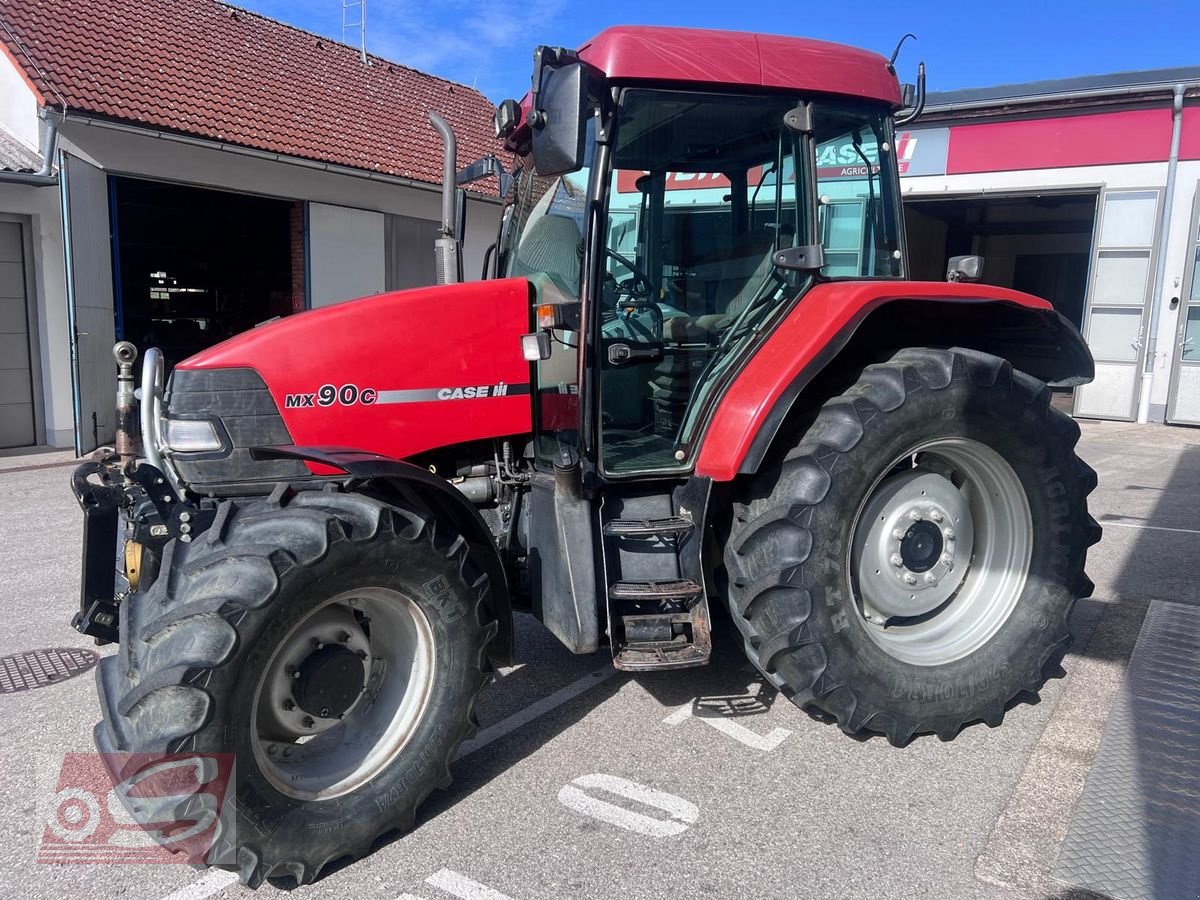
xmin=455 ymin=665 xmax=619 ymax=759
xmin=1100 ymin=520 xmax=1200 ymax=536
xmin=158 ymin=869 xmax=239 ymax=900
xmin=425 ymin=868 xmax=516 ymax=900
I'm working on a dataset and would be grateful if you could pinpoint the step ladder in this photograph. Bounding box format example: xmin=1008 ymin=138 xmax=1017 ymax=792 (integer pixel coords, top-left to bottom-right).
xmin=601 ymin=485 xmax=713 ymax=671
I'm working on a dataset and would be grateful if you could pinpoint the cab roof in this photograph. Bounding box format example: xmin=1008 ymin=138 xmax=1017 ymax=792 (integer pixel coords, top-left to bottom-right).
xmin=578 ymin=26 xmax=902 ymax=107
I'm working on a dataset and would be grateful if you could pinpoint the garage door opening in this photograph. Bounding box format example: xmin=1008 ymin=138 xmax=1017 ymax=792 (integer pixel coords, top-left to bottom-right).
xmin=905 ymin=192 xmax=1097 ymax=409
xmin=111 ymin=177 xmax=302 ymax=371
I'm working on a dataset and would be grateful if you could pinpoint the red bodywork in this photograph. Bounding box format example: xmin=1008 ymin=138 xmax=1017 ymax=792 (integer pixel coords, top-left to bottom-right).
xmin=694 ymin=281 xmax=1056 ymax=481
xmin=179 ymin=279 xmax=533 ymax=461
xmin=579 ymin=26 xmax=902 ymax=105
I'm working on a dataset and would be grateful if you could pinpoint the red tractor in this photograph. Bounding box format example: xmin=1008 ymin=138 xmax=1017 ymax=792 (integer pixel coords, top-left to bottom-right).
xmin=72 ymin=26 xmax=1099 ymax=886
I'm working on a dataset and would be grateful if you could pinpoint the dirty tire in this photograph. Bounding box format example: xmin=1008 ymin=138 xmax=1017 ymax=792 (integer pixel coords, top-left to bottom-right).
xmin=94 ymin=486 xmax=498 ymax=886
xmin=724 ymin=347 xmax=1100 ymax=746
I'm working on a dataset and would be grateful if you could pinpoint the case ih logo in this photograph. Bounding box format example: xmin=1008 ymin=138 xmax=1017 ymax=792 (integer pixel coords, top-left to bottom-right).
xmin=38 ymin=752 xmax=235 ymax=865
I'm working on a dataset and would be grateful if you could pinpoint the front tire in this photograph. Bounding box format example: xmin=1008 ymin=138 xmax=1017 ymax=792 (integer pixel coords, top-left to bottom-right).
xmin=95 ymin=486 xmax=498 ymax=886
xmin=724 ymin=347 xmax=1100 ymax=745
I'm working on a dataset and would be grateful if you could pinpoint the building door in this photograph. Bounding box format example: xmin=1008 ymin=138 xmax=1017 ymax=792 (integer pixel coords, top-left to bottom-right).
xmin=61 ymin=152 xmax=117 ymax=454
xmin=1073 ymin=189 xmax=1162 ymax=421
xmin=1167 ymin=184 xmax=1200 ymax=425
xmin=0 ymin=220 xmax=36 ymax=448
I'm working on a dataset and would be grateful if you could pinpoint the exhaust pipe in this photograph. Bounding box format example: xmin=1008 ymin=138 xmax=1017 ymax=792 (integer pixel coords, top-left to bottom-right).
xmin=429 ymin=111 xmax=461 ymax=285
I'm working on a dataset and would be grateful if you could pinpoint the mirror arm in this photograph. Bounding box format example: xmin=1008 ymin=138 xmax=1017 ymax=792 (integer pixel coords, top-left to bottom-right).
xmin=895 ymin=61 xmax=927 ymax=126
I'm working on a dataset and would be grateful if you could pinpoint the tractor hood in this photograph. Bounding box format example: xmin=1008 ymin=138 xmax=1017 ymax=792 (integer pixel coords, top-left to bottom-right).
xmin=167 ymin=278 xmax=534 ymax=489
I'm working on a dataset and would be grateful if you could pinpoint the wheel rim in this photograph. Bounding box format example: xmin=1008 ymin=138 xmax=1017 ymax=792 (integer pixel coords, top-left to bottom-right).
xmin=849 ymin=437 xmax=1032 ymax=666
xmin=251 ymin=587 xmax=435 ymax=800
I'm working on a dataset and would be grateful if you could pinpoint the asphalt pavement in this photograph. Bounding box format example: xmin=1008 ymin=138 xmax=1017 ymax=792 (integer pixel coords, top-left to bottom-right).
xmin=1 ymin=421 xmax=1198 ymax=900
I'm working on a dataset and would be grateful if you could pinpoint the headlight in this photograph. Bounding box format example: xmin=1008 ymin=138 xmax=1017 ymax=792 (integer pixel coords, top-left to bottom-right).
xmin=163 ymin=418 xmax=224 ymax=453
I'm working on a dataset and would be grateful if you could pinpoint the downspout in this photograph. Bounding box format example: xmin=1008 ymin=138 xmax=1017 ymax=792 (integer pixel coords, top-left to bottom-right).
xmin=0 ymin=115 xmax=60 ymax=186
xmin=1136 ymin=84 xmax=1186 ymax=424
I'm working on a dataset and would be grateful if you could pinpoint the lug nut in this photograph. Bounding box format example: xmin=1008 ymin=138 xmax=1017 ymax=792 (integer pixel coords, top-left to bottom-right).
xmin=285 ymin=664 xmax=299 ymax=678
xmin=319 ymin=706 xmax=331 ymax=718
xmin=904 ymin=573 xmax=918 ymax=585
xmin=943 ymin=528 xmax=955 ymax=540
xmin=282 ymin=699 xmax=295 ymax=711
xmin=301 ymin=716 xmax=315 ymax=728
xmin=909 ymin=509 xmax=923 ymax=521
xmin=924 ymin=572 xmax=937 ymax=584
xmin=338 ymin=631 xmax=352 ymax=643
xmin=942 ymin=553 xmax=954 ymax=566
xmin=179 ymin=511 xmax=191 ymax=523
xmin=267 ymin=744 xmax=277 ymax=755
xmin=890 ymin=554 xmax=904 ymax=567
xmin=282 ymin=747 xmax=293 ymax=758
xmin=892 ymin=528 xmax=905 ymax=540
xmin=930 ymin=510 xmax=944 ymax=523
xmin=357 ymin=649 xmax=368 ymax=660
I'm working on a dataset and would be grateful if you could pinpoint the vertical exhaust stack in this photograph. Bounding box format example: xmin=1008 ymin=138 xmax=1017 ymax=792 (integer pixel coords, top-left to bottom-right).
xmin=429 ymin=112 xmax=461 ymax=284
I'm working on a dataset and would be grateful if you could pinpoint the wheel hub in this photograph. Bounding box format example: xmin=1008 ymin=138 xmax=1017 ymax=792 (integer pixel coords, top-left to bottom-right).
xmin=852 ymin=469 xmax=975 ymax=620
xmin=899 ymin=520 xmax=943 ymax=573
xmin=293 ymin=644 xmax=365 ymax=720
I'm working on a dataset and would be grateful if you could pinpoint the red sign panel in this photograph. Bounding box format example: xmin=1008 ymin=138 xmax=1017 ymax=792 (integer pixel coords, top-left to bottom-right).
xmin=946 ymin=109 xmax=1173 ymax=175
xmin=1181 ymin=106 xmax=1200 ymax=161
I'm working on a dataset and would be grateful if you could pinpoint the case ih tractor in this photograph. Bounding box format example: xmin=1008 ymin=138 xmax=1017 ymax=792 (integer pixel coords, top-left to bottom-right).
xmin=72 ymin=26 xmax=1099 ymax=886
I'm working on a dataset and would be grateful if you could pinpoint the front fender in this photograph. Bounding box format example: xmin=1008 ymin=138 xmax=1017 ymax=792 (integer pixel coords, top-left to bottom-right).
xmin=694 ymin=281 xmax=1094 ymax=481
xmin=252 ymin=445 xmax=513 ymax=665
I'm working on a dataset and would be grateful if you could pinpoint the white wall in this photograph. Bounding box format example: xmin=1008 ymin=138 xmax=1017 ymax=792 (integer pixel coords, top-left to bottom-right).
xmin=308 ymin=203 xmax=385 ymax=307
xmin=0 ymin=49 xmax=40 ymax=150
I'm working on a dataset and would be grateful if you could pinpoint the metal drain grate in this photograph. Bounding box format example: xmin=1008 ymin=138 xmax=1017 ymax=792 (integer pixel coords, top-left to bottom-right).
xmin=0 ymin=648 xmax=99 ymax=694
xmin=1055 ymin=601 xmax=1200 ymax=899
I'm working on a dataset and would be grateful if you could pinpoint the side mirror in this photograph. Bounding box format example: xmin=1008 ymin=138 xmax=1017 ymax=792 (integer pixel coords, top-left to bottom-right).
xmin=947 ymin=255 xmax=984 ymax=283
xmin=531 ymin=62 xmax=588 ymax=177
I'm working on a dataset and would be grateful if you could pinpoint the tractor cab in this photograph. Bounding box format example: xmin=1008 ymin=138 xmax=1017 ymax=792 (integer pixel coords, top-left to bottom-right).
xmin=481 ymin=32 xmax=917 ymax=668
xmin=494 ymin=42 xmax=908 ymax=481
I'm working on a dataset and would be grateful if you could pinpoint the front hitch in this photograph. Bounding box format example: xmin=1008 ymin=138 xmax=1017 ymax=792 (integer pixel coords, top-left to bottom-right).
xmin=70 ymin=343 xmax=212 ymax=644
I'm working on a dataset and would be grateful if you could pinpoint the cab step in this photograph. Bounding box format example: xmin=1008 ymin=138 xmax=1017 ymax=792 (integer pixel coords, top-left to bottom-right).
xmin=608 ymin=579 xmax=703 ymax=602
xmin=614 ymin=610 xmax=711 ymax=671
xmin=603 ymin=515 xmax=694 ymax=538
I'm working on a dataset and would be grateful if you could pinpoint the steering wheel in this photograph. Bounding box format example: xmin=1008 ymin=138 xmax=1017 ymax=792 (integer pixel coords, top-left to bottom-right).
xmin=605 ymin=248 xmax=655 ymax=299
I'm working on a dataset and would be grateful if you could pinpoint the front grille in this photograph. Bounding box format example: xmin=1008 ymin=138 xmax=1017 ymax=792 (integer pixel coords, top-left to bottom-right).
xmin=166 ymin=367 xmax=307 ymax=492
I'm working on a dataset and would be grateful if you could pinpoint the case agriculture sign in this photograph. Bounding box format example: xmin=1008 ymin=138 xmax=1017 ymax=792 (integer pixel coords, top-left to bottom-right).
xmin=615 ymin=127 xmax=950 ymax=193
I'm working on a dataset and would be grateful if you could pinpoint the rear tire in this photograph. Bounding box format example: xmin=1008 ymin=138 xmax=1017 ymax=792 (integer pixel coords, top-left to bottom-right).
xmin=724 ymin=347 xmax=1100 ymax=745
xmin=95 ymin=485 xmax=497 ymax=886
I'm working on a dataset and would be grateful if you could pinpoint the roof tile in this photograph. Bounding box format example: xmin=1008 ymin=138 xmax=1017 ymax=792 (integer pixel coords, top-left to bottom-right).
xmin=0 ymin=0 xmax=501 ymax=187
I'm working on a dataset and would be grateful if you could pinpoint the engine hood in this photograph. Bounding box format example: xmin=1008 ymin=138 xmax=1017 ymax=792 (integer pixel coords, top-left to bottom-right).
xmin=175 ymin=278 xmax=534 ymax=462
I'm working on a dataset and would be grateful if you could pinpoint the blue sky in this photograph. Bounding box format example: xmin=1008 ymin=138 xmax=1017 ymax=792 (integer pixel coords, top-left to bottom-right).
xmin=237 ymin=0 xmax=1198 ymax=102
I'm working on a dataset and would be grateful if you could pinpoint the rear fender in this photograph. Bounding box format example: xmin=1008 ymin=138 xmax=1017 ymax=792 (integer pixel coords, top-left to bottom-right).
xmin=694 ymin=281 xmax=1094 ymax=481
xmin=253 ymin=446 xmax=513 ymax=665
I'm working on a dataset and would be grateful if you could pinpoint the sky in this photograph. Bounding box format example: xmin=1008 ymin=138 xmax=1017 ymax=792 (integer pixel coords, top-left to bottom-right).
xmin=235 ymin=0 xmax=1200 ymax=102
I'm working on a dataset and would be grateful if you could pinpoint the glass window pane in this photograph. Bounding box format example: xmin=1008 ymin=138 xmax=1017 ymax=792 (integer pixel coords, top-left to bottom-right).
xmin=1184 ymin=306 xmax=1200 ymax=361
xmin=1190 ymin=246 xmax=1200 ymax=302
xmin=813 ymin=104 xmax=902 ymax=277
xmin=824 ymin=202 xmax=864 ymax=250
xmin=1099 ymin=191 xmax=1158 ymax=247
xmin=1087 ymin=307 xmax=1142 ymax=361
xmin=1092 ymin=251 xmax=1150 ymax=305
xmin=824 ymin=252 xmax=861 ymax=276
